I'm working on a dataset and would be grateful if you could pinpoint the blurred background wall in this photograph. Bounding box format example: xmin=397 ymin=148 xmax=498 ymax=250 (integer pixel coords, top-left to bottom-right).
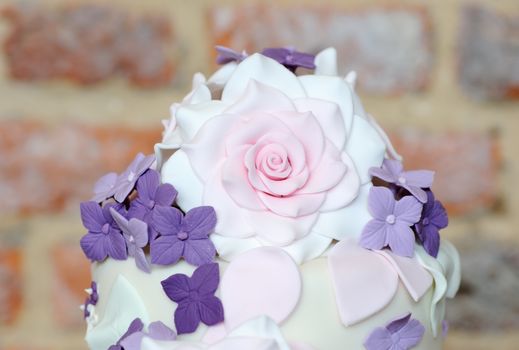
xmin=0 ymin=0 xmax=518 ymax=349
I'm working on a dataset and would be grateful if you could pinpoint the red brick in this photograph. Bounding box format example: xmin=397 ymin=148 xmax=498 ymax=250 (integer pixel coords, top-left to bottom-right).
xmin=51 ymin=242 xmax=91 ymax=328
xmin=208 ymin=5 xmax=432 ymax=94
xmin=0 ymin=120 xmax=161 ymax=215
xmin=459 ymin=5 xmax=519 ymax=100
xmin=1 ymin=3 xmax=175 ymax=88
xmin=0 ymin=248 xmax=23 ymax=325
xmin=390 ymin=129 xmax=500 ymax=216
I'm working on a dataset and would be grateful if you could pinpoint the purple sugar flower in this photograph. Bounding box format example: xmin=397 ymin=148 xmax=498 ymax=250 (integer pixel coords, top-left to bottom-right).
xmin=120 ymin=321 xmax=177 ymax=350
xmin=113 ymin=153 xmax=156 ymax=203
xmin=215 ymin=45 xmax=248 ymax=65
xmin=364 ymin=313 xmax=425 ymax=350
xmin=108 ymin=318 xmax=144 ymax=350
xmin=111 ymin=208 xmax=151 ymax=273
xmin=127 ymin=169 xmax=177 ymax=239
xmin=369 ymin=159 xmax=434 ymax=203
xmin=91 ymin=172 xmax=117 ymax=203
xmin=360 ymin=187 xmax=423 ymax=258
xmin=415 ymin=191 xmax=448 ymax=258
xmin=150 ymin=206 xmax=217 ymax=266
xmin=261 ymin=47 xmax=316 ymax=71
xmin=80 ymin=201 xmax=127 ymax=262
xmin=81 ymin=281 xmax=98 ymax=318
xmin=161 ymin=263 xmax=224 ymax=334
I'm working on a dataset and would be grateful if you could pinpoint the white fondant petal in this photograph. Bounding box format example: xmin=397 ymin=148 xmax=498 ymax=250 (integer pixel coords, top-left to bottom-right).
xmin=161 ymin=150 xmax=204 ymax=211
xmin=184 ymin=84 xmax=212 ymax=105
xmin=328 ymin=239 xmax=398 ymax=326
xmin=312 ymin=183 xmax=372 ymax=241
xmin=85 ymin=275 xmax=149 ymax=350
xmin=208 ymin=62 xmax=238 ymax=85
xmin=220 ymin=247 xmax=301 ymax=332
xmin=176 ymin=101 xmax=229 ymax=142
xmin=154 ymin=143 xmax=180 ymax=172
xmin=314 ymin=47 xmax=338 ymax=76
xmin=224 ymin=316 xmax=291 ymax=350
xmin=298 ymin=75 xmax=354 ymax=136
xmin=345 ymin=115 xmax=386 ymax=184
xmin=437 ymin=239 xmax=461 ymax=299
xmin=222 ymin=53 xmax=306 ymax=103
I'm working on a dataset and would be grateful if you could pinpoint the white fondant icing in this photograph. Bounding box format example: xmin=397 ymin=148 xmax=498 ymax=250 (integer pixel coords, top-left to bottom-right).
xmin=85 ymin=274 xmax=150 ymax=350
xmin=314 ymin=47 xmax=338 ymax=76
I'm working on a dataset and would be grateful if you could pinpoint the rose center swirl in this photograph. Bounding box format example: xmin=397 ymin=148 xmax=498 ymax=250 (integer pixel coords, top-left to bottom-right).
xmin=256 ymin=143 xmax=292 ymax=180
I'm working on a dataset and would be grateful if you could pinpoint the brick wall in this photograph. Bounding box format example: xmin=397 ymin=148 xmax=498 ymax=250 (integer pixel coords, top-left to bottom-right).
xmin=0 ymin=0 xmax=518 ymax=349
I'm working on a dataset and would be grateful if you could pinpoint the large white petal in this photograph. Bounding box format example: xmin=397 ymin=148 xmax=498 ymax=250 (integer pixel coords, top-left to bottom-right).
xmin=176 ymin=101 xmax=229 ymax=142
xmin=161 ymin=149 xmax=204 ymax=211
xmin=222 ymin=53 xmax=306 ymax=103
xmin=298 ymin=75 xmax=354 ymax=136
xmin=208 ymin=62 xmax=239 ymax=85
xmin=437 ymin=239 xmax=461 ymax=298
xmin=345 ymin=115 xmax=386 ymax=184
xmin=314 ymin=47 xmax=338 ymax=76
xmin=312 ymin=183 xmax=372 ymax=241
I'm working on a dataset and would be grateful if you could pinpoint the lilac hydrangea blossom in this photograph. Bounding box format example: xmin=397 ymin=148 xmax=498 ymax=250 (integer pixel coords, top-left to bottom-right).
xmin=150 ymin=206 xmax=217 ymax=266
xmin=113 ymin=153 xmax=156 ymax=203
xmin=107 ymin=318 xmax=144 ymax=350
xmin=91 ymin=172 xmax=117 ymax=203
xmin=127 ymin=169 xmax=177 ymax=239
xmin=364 ymin=313 xmax=425 ymax=350
xmin=161 ymin=263 xmax=224 ymax=334
xmin=369 ymin=159 xmax=434 ymax=203
xmin=261 ymin=47 xmax=316 ymax=71
xmin=80 ymin=201 xmax=127 ymax=261
xmin=215 ymin=46 xmax=248 ymax=65
xmin=81 ymin=281 xmax=98 ymax=319
xmin=415 ymin=191 xmax=449 ymax=258
xmin=120 ymin=320 xmax=177 ymax=350
xmin=360 ymin=187 xmax=423 ymax=258
xmin=110 ymin=208 xmax=151 ymax=273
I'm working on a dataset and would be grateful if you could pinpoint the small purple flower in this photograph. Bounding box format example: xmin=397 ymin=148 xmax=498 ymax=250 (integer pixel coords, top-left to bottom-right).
xmin=161 ymin=263 xmax=224 ymax=334
xmin=81 ymin=281 xmax=98 ymax=319
xmin=364 ymin=313 xmax=425 ymax=350
xmin=370 ymin=159 xmax=434 ymax=203
xmin=360 ymin=187 xmax=423 ymax=258
xmin=108 ymin=318 xmax=144 ymax=350
xmin=127 ymin=169 xmax=177 ymax=239
xmin=261 ymin=47 xmax=316 ymax=72
xmin=415 ymin=191 xmax=449 ymax=258
xmin=111 ymin=208 xmax=151 ymax=273
xmin=150 ymin=206 xmax=217 ymax=266
xmin=80 ymin=201 xmax=128 ymax=261
xmin=120 ymin=321 xmax=177 ymax=350
xmin=113 ymin=153 xmax=156 ymax=203
xmin=91 ymin=172 xmax=117 ymax=203
xmin=215 ymin=45 xmax=248 ymax=65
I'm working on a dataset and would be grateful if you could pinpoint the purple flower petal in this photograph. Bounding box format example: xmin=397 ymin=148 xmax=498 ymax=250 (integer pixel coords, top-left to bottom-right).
xmin=80 ymin=232 xmax=109 ymax=261
xmin=386 ymin=223 xmax=415 ymax=258
xmin=183 ymin=206 xmax=217 ymax=239
xmin=190 ymin=263 xmax=220 ymax=295
xmin=106 ymin=231 xmax=128 ymax=260
xmin=360 ymin=220 xmax=388 ymax=251
xmin=429 ymin=200 xmax=449 ymax=229
xmin=261 ymin=47 xmax=316 ymax=70
xmin=369 ymin=159 xmax=402 ymax=183
xmin=394 ymin=196 xmax=423 ymax=225
xmin=368 ymin=187 xmax=396 ymax=220
xmin=148 ymin=321 xmax=177 ymax=341
xmin=393 ymin=318 xmax=425 ymax=349
xmin=136 ymin=169 xmax=160 ymax=202
xmin=154 ymin=184 xmax=177 ymax=207
xmin=363 ymin=327 xmax=393 ymax=350
xmin=174 ymin=302 xmax=201 ymax=334
xmin=152 ymin=206 xmax=183 ymax=236
xmin=198 ymin=295 xmax=224 ymax=326
xmin=127 ymin=201 xmax=149 ymax=221
xmin=113 ymin=153 xmax=155 ymax=203
xmin=418 ymin=224 xmax=440 ymax=258
xmin=386 ymin=313 xmax=412 ymax=333
xmin=404 ymin=185 xmax=429 ymax=204
xmin=216 ymin=46 xmax=247 ymax=65
xmin=134 ymin=247 xmax=151 ymax=273
xmin=183 ymin=239 xmax=217 ymax=267
xmin=92 ymin=172 xmax=117 ymax=202
xmin=80 ymin=201 xmax=105 ymax=232
xmin=364 ymin=313 xmax=425 ymax=350
xmin=403 ymin=170 xmax=434 ymax=189
xmin=161 ymin=273 xmax=191 ymax=303
xmin=150 ymin=235 xmax=184 ymax=265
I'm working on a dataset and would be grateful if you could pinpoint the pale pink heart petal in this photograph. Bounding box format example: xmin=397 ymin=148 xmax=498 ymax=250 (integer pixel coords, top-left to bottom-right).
xmin=220 ymin=247 xmax=302 ymax=331
xmin=328 ymin=239 xmax=399 ymax=326
xmin=223 ymin=80 xmax=297 ymax=115
xmin=257 ymin=191 xmax=326 ymax=217
xmin=375 ymin=250 xmax=433 ymax=302
xmin=248 ymin=210 xmax=318 ymax=246
xmin=293 ymin=98 xmax=346 ymax=150
xmin=203 ymin=165 xmax=255 ymax=238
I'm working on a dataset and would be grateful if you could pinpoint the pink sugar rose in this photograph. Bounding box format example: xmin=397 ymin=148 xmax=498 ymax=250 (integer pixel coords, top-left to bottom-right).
xmin=160 ymin=51 xmax=388 ymax=261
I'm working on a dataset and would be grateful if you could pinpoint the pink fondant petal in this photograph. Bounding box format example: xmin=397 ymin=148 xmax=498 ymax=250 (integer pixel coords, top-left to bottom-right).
xmin=203 ymin=165 xmax=255 ymax=238
xmin=328 ymin=239 xmax=399 ymax=326
xmin=257 ymin=191 xmax=325 ymax=217
xmin=220 ymin=247 xmax=302 ymax=331
xmin=248 ymin=210 xmax=318 ymax=246
xmin=293 ymin=98 xmax=347 ymax=151
xmin=376 ymin=250 xmax=433 ymax=302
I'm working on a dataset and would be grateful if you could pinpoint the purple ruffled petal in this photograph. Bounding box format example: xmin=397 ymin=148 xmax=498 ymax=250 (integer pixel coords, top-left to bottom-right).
xmin=183 ymin=239 xmax=217 ymax=267
xmin=107 ymin=231 xmax=128 ymax=260
xmin=216 ymin=46 xmax=247 ymax=65
xmin=394 ymin=196 xmax=423 ymax=225
xmin=174 ymin=302 xmax=201 ymax=335
xmin=394 ymin=318 xmax=425 ymax=349
xmin=80 ymin=233 xmax=108 ymax=261
xmin=363 ymin=327 xmax=393 ymax=350
xmin=92 ymin=172 xmax=117 ymax=202
xmin=161 ymin=273 xmax=191 ymax=303
xmin=404 ymin=184 xmax=429 ymax=204
xmin=198 ymin=295 xmax=224 ymax=326
xmin=154 ymin=184 xmax=178 ymax=207
xmin=152 ymin=206 xmax=183 ymax=236
xmin=261 ymin=47 xmax=316 ymax=70
xmin=183 ymin=206 xmax=217 ymax=239
xmin=136 ymin=169 xmax=160 ymax=202
xmin=386 ymin=223 xmax=415 ymax=258
xmin=419 ymin=224 xmax=440 ymax=258
xmin=403 ymin=170 xmax=434 ymax=189
xmin=80 ymin=201 xmax=105 ymax=232
xmin=429 ymin=200 xmax=449 ymax=229
xmin=190 ymin=263 xmax=220 ymax=295
xmin=360 ymin=219 xmax=388 ymax=251
xmin=150 ymin=235 xmax=184 ymax=265
xmin=368 ymin=187 xmax=396 ymax=220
